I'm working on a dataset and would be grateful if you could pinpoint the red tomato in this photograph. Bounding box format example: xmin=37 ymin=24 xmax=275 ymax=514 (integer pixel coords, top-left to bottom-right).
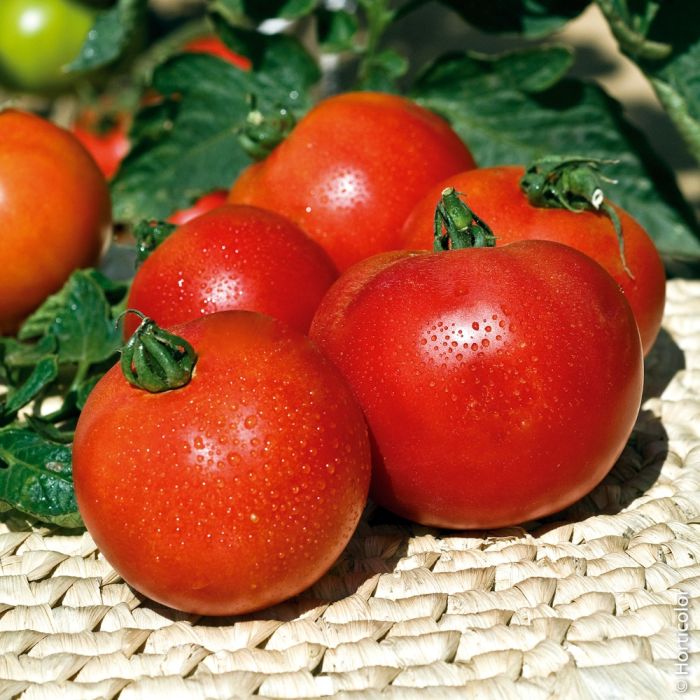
xmin=72 ymin=110 xmax=130 ymax=180
xmin=402 ymin=166 xmax=666 ymax=354
xmin=73 ymin=311 xmax=371 ymax=615
xmin=167 ymin=190 xmax=229 ymax=225
xmin=310 ymin=240 xmax=643 ymax=529
xmin=183 ymin=35 xmax=252 ymax=71
xmin=228 ymin=91 xmax=476 ymax=271
xmin=0 ymin=109 xmax=111 ymax=335
xmin=124 ymin=205 xmax=338 ymax=336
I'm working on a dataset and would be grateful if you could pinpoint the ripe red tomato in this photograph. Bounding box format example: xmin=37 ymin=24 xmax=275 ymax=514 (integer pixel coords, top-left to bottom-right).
xmin=228 ymin=91 xmax=476 ymax=271
xmin=124 ymin=205 xmax=338 ymax=336
xmin=73 ymin=311 xmax=371 ymax=615
xmin=167 ymin=190 xmax=229 ymax=225
xmin=402 ymin=165 xmax=666 ymax=354
xmin=0 ymin=109 xmax=111 ymax=335
xmin=72 ymin=110 xmax=130 ymax=180
xmin=310 ymin=239 xmax=643 ymax=529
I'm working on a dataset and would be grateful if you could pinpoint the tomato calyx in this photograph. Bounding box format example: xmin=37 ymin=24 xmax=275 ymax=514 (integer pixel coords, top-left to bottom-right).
xmin=239 ymin=98 xmax=296 ymax=161
xmin=119 ymin=310 xmax=197 ymax=393
xmin=134 ymin=219 xmax=177 ymax=263
xmin=434 ymin=187 xmax=496 ymax=251
xmin=520 ymin=155 xmax=634 ymax=278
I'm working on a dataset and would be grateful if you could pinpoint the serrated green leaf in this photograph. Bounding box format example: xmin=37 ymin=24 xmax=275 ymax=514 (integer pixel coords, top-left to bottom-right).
xmin=50 ymin=271 xmax=121 ymax=365
xmin=412 ymin=49 xmax=700 ymax=261
xmin=2 ymin=336 xmax=57 ymax=370
xmin=0 ymin=430 xmax=82 ymax=528
xmin=112 ymin=35 xmax=319 ymax=221
xmin=493 ymin=45 xmax=574 ymax=92
xmin=359 ymin=49 xmax=409 ymax=92
xmin=2 ymin=358 xmax=58 ymax=421
xmin=68 ymin=0 xmax=147 ymax=72
xmin=438 ymin=0 xmax=590 ymax=37
xmin=599 ymin=0 xmax=700 ymax=163
xmin=316 ymin=8 xmax=359 ymax=53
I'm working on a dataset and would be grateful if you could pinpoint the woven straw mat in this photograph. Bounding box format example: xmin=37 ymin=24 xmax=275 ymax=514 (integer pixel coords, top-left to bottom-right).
xmin=1 ymin=278 xmax=700 ymax=700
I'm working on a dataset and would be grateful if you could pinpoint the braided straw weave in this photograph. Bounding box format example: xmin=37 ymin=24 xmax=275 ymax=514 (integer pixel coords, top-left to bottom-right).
xmin=1 ymin=279 xmax=699 ymax=699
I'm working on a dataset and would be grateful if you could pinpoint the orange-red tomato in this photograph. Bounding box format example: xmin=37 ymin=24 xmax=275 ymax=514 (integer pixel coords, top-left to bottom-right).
xmin=167 ymin=190 xmax=229 ymax=225
xmin=73 ymin=311 xmax=371 ymax=615
xmin=0 ymin=109 xmax=111 ymax=334
xmin=229 ymin=91 xmax=476 ymax=271
xmin=402 ymin=166 xmax=666 ymax=354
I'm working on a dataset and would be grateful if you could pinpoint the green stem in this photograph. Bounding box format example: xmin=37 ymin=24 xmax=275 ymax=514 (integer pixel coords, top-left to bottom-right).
xmin=649 ymin=78 xmax=700 ymax=165
xmin=119 ymin=311 xmax=197 ymax=393
xmin=434 ymin=188 xmax=496 ymax=251
xmin=595 ymin=0 xmax=671 ymax=61
xmin=520 ymin=155 xmax=634 ymax=278
xmin=239 ymin=98 xmax=296 ymax=161
xmin=357 ymin=0 xmax=397 ymax=85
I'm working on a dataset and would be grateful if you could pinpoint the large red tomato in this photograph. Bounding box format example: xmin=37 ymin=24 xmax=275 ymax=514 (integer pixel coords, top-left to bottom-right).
xmin=0 ymin=109 xmax=111 ymax=335
xmin=73 ymin=311 xmax=371 ymax=615
xmin=125 ymin=205 xmax=338 ymax=336
xmin=228 ymin=91 xmax=476 ymax=271
xmin=402 ymin=165 xmax=666 ymax=354
xmin=310 ymin=224 xmax=643 ymax=529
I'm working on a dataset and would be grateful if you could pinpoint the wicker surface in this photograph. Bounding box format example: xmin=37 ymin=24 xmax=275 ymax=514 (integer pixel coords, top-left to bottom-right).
xmin=1 ymin=279 xmax=699 ymax=699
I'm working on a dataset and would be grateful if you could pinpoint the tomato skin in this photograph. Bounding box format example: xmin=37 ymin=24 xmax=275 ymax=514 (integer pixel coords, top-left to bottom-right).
xmin=167 ymin=190 xmax=229 ymax=225
xmin=0 ymin=109 xmax=111 ymax=335
xmin=73 ymin=311 xmax=371 ymax=615
xmin=402 ymin=165 xmax=666 ymax=355
xmin=310 ymin=241 xmax=643 ymax=529
xmin=125 ymin=205 xmax=338 ymax=336
xmin=0 ymin=0 xmax=96 ymax=92
xmin=228 ymin=91 xmax=476 ymax=271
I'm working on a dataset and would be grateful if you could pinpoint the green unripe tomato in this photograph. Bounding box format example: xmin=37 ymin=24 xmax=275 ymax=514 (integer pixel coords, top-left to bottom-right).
xmin=0 ymin=0 xmax=96 ymax=92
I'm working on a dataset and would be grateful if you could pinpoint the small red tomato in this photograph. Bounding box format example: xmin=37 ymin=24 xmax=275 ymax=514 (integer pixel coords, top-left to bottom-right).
xmin=167 ymin=190 xmax=229 ymax=225
xmin=183 ymin=35 xmax=251 ymax=71
xmin=72 ymin=110 xmax=130 ymax=180
xmin=124 ymin=205 xmax=338 ymax=336
xmin=311 ymin=197 xmax=643 ymax=529
xmin=73 ymin=311 xmax=371 ymax=615
xmin=0 ymin=109 xmax=111 ymax=334
xmin=402 ymin=165 xmax=666 ymax=354
xmin=228 ymin=91 xmax=476 ymax=271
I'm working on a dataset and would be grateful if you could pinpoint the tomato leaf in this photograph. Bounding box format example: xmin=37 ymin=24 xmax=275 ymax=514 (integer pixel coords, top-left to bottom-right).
xmin=49 ymin=271 xmax=122 ymax=366
xmin=437 ymin=0 xmax=590 ymax=37
xmin=68 ymin=0 xmax=147 ymax=72
xmin=597 ymin=0 xmax=700 ymax=164
xmin=211 ymin=0 xmax=318 ymax=22
xmin=1 ymin=358 xmax=58 ymax=422
xmin=0 ymin=429 xmax=82 ymax=528
xmin=112 ymin=35 xmax=319 ymax=221
xmin=412 ymin=47 xmax=700 ymax=261
xmin=316 ymin=8 xmax=360 ymax=53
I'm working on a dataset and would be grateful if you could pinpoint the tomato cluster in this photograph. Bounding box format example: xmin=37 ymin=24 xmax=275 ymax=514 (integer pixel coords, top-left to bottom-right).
xmin=2 ymin=88 xmax=660 ymax=615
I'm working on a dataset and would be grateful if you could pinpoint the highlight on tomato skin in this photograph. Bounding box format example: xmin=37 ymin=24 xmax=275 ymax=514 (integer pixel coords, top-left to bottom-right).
xmin=401 ymin=165 xmax=666 ymax=355
xmin=124 ymin=204 xmax=339 ymax=337
xmin=72 ymin=310 xmax=372 ymax=616
xmin=310 ymin=234 xmax=644 ymax=531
